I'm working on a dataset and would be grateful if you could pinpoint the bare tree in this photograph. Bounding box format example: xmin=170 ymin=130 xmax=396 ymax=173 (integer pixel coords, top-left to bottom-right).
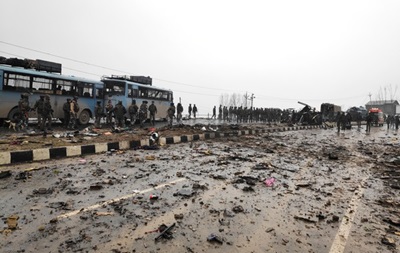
xmin=375 ymin=84 xmax=398 ymax=101
xmin=219 ymin=92 xmax=246 ymax=107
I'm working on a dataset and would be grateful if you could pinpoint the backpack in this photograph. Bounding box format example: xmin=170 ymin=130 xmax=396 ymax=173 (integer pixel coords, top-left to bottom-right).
xmin=73 ymin=101 xmax=80 ymax=112
xmin=63 ymin=102 xmax=69 ymax=112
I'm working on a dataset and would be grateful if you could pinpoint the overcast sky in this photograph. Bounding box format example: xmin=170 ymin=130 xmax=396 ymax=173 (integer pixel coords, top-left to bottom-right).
xmin=1 ymin=0 xmax=400 ymax=114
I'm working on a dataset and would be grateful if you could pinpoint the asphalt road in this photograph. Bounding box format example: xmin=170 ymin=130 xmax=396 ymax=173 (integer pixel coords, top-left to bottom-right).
xmin=0 ymin=125 xmax=399 ymax=253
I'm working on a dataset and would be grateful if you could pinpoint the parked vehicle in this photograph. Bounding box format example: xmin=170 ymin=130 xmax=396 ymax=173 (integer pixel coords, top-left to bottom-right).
xmin=369 ymin=108 xmax=384 ymax=126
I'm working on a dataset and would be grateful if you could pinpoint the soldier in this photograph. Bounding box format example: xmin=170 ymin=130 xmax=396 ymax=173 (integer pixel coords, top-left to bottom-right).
xmin=63 ymin=98 xmax=71 ymax=128
xmin=105 ymin=100 xmax=114 ymax=125
xmin=41 ymin=95 xmax=53 ymax=131
xmin=192 ymin=104 xmax=198 ymax=118
xmin=148 ymin=101 xmax=157 ymax=126
xmin=139 ymin=101 xmax=148 ymax=127
xmin=167 ymin=102 xmax=176 ymax=127
xmin=188 ymin=104 xmax=192 ymax=119
xmin=211 ymin=106 xmax=216 ymax=119
xmin=68 ymin=96 xmax=79 ymax=129
xmin=113 ymin=101 xmax=127 ymax=128
xmin=176 ymin=103 xmax=183 ymax=125
xmin=94 ymin=101 xmax=103 ymax=128
xmin=18 ymin=93 xmax=30 ymax=128
xmin=34 ymin=95 xmax=45 ymax=129
xmin=218 ymin=105 xmax=223 ymax=120
xmin=336 ymin=112 xmax=342 ymax=133
xmin=128 ymin=100 xmax=138 ymax=126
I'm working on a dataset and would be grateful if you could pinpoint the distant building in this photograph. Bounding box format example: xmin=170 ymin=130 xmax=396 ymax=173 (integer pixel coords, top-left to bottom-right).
xmin=365 ymin=100 xmax=399 ymax=115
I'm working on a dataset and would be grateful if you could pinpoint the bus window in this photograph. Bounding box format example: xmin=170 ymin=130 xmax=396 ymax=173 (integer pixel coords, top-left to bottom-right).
xmin=105 ymin=82 xmax=125 ymax=95
xmin=56 ymin=80 xmax=74 ymax=95
xmin=128 ymin=85 xmax=138 ymax=98
xmin=161 ymin=91 xmax=169 ymax=100
xmin=3 ymin=73 xmax=30 ymax=91
xmin=32 ymin=76 xmax=54 ymax=94
xmin=77 ymin=82 xmax=93 ymax=98
xmin=139 ymin=87 xmax=148 ymax=98
xmin=96 ymin=88 xmax=103 ymax=99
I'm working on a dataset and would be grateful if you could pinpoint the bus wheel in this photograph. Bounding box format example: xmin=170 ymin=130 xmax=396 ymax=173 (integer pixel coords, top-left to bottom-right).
xmin=78 ymin=110 xmax=91 ymax=125
xmin=8 ymin=107 xmax=21 ymax=121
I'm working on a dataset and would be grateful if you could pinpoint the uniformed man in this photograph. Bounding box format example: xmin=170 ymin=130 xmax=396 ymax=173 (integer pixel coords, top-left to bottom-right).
xmin=113 ymin=101 xmax=126 ymax=128
xmin=148 ymin=101 xmax=157 ymax=126
xmin=176 ymin=103 xmax=183 ymax=125
xmin=34 ymin=95 xmax=45 ymax=129
xmin=105 ymin=100 xmax=114 ymax=125
xmin=128 ymin=100 xmax=138 ymax=126
xmin=139 ymin=101 xmax=148 ymax=127
xmin=18 ymin=93 xmax=30 ymax=128
xmin=211 ymin=106 xmax=216 ymax=119
xmin=188 ymin=104 xmax=192 ymax=119
xmin=41 ymin=95 xmax=53 ymax=131
xmin=94 ymin=101 xmax=103 ymax=128
xmin=167 ymin=102 xmax=176 ymax=127
xmin=192 ymin=104 xmax=198 ymax=118
xmin=63 ymin=98 xmax=71 ymax=129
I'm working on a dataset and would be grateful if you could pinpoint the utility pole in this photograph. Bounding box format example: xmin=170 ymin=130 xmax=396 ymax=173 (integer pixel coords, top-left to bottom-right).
xmin=368 ymin=93 xmax=372 ymax=101
xmin=244 ymin=92 xmax=255 ymax=109
xmin=250 ymin=93 xmax=255 ymax=109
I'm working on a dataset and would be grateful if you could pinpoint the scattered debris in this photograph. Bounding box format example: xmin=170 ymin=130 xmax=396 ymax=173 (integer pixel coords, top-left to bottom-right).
xmin=0 ymin=170 xmax=12 ymax=179
xmin=207 ymin=233 xmax=223 ymax=244
xmin=265 ymin=177 xmax=276 ymax=187
xmin=7 ymin=214 xmax=19 ymax=229
xmin=155 ymin=223 xmax=176 ymax=241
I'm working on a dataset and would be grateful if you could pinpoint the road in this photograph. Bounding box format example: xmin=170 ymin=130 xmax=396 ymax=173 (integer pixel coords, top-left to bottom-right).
xmin=0 ymin=125 xmax=399 ymax=252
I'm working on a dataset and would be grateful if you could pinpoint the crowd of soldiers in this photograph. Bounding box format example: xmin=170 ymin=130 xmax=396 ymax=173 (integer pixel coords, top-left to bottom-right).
xmin=213 ymin=105 xmax=286 ymax=123
xmin=385 ymin=114 xmax=400 ymax=130
xmin=15 ymin=95 xmax=400 ymax=133
xmin=17 ymin=93 xmax=80 ymax=131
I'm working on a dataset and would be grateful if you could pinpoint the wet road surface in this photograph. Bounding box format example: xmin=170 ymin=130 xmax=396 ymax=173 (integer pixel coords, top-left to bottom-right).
xmin=0 ymin=125 xmax=399 ymax=252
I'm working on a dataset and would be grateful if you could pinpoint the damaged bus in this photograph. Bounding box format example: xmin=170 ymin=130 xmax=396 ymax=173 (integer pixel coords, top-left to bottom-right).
xmin=0 ymin=60 xmax=103 ymax=125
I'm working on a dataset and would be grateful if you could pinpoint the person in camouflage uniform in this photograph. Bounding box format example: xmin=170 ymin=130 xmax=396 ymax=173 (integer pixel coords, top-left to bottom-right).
xmin=113 ymin=101 xmax=127 ymax=128
xmin=41 ymin=95 xmax=53 ymax=131
xmin=18 ymin=93 xmax=30 ymax=128
xmin=34 ymin=95 xmax=45 ymax=129
xmin=105 ymin=100 xmax=114 ymax=125
xmin=139 ymin=101 xmax=148 ymax=127
xmin=176 ymin=103 xmax=183 ymax=125
xmin=94 ymin=101 xmax=103 ymax=128
xmin=167 ymin=102 xmax=176 ymax=127
xmin=148 ymin=101 xmax=157 ymax=126
xmin=63 ymin=98 xmax=71 ymax=128
xmin=128 ymin=100 xmax=138 ymax=126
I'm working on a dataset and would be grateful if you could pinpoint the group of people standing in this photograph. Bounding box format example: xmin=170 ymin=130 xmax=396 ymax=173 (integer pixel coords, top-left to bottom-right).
xmin=100 ymin=99 xmax=160 ymax=129
xmin=17 ymin=93 xmax=79 ymax=131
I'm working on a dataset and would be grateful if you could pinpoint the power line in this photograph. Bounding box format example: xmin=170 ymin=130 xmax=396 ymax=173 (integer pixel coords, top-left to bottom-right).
xmin=0 ymin=40 xmax=245 ymax=93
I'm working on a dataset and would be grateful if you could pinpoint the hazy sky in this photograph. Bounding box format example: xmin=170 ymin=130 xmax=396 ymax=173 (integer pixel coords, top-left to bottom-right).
xmin=1 ymin=0 xmax=400 ymax=114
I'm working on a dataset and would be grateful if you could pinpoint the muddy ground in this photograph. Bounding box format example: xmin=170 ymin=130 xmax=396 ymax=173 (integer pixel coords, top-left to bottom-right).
xmin=0 ymin=119 xmax=261 ymax=152
xmin=0 ymin=125 xmax=399 ymax=253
